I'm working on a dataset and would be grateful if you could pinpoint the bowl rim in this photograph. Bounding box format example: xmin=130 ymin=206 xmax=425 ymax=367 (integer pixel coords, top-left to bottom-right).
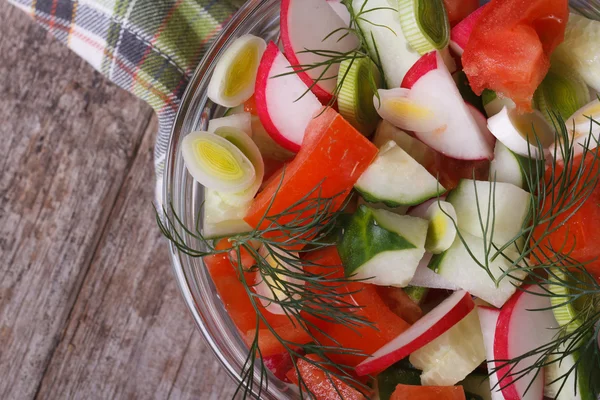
xmin=162 ymin=0 xmax=277 ymax=396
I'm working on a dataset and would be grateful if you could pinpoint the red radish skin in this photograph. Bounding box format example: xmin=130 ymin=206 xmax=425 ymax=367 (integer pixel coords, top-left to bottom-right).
xmin=264 ymin=352 xmax=295 ymax=383
xmin=280 ymin=0 xmax=357 ymax=104
xmin=493 ymin=285 xmax=558 ymax=400
xmin=450 ymin=6 xmax=486 ymax=56
xmin=401 ymin=52 xmax=438 ymax=89
xmin=255 ymin=42 xmax=322 ymax=152
xmin=476 ymin=306 xmax=506 ymax=400
xmin=355 ymin=290 xmax=475 ymax=376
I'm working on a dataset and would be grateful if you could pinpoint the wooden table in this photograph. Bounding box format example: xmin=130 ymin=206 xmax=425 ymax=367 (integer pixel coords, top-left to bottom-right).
xmin=0 ymin=3 xmax=236 ymax=398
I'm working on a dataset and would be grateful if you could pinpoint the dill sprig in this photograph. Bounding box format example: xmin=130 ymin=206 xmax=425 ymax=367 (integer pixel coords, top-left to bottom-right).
xmin=438 ymin=110 xmax=600 ymax=398
xmin=157 ymin=175 xmax=375 ymax=399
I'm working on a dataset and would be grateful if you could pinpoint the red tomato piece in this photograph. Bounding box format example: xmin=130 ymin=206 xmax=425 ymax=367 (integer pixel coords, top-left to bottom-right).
xmin=302 ymin=247 xmax=411 ymax=367
xmin=244 ymin=108 xmax=378 ymax=229
xmin=243 ymin=95 xmax=258 ymax=115
xmin=288 ymin=354 xmax=366 ymax=400
xmin=443 ymin=0 xmax=480 ymax=27
xmin=462 ymin=0 xmax=569 ymax=111
xmin=391 ymin=384 xmax=466 ymax=400
xmin=532 ymin=153 xmax=600 ymax=280
xmin=203 ymin=240 xmax=311 ymax=356
xmin=375 ymin=286 xmax=423 ymax=324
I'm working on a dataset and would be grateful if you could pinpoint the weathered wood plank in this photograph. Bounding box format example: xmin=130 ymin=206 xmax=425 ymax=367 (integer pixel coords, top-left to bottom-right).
xmin=0 ymin=2 xmax=154 ymax=398
xmin=36 ymin=117 xmax=236 ymax=399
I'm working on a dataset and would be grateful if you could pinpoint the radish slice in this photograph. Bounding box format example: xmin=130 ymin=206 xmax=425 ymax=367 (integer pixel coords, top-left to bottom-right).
xmin=355 ymin=290 xmax=475 ymax=376
xmin=477 ymin=306 xmax=506 ymax=400
xmin=487 ymin=107 xmax=555 ymax=160
xmin=494 ymin=285 xmax=559 ymax=400
xmin=408 ymin=252 xmax=459 ymax=290
xmin=253 ymin=246 xmax=303 ymax=315
xmin=374 ymin=88 xmax=446 ymax=133
xmin=409 ymin=51 xmax=494 ymax=160
xmin=326 ymin=0 xmax=351 ymax=26
xmin=449 ymin=6 xmax=486 ymax=56
xmin=181 ymin=131 xmax=255 ymax=192
xmin=281 ymin=0 xmax=359 ymax=104
xmin=208 ymin=34 xmax=267 ymax=107
xmin=255 ymin=42 xmax=322 ymax=152
xmin=407 ymin=196 xmax=447 ymax=218
xmin=401 ymin=51 xmax=438 ymax=89
xmin=468 ymin=103 xmax=497 ymax=150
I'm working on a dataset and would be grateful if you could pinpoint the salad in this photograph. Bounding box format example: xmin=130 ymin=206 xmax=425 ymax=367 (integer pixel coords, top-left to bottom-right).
xmin=159 ymin=0 xmax=600 ymax=399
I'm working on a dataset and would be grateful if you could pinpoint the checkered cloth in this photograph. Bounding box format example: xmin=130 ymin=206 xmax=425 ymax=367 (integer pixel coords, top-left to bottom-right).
xmin=9 ymin=0 xmax=245 ymax=202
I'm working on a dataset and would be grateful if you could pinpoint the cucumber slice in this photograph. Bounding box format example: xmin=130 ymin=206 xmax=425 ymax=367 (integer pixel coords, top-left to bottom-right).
xmin=489 ymin=141 xmax=545 ymax=191
xmin=397 ymin=0 xmax=450 ymax=55
xmin=208 ymin=112 xmax=253 ymax=137
xmin=544 ymin=341 xmax=600 ymax=400
xmin=376 ymin=362 xmax=421 ymax=400
xmin=372 ymin=121 xmax=436 ymax=168
xmin=213 ymin=126 xmax=265 ymax=206
xmin=482 ymin=89 xmax=515 ymax=118
xmin=460 ymin=373 xmax=492 ymax=400
xmin=357 ymin=197 xmax=409 ymax=216
xmin=423 ymin=200 xmax=457 ymax=254
xmin=355 ymin=141 xmax=446 ymax=207
xmin=403 ymin=285 xmax=428 ymax=305
xmin=338 ymin=55 xmax=382 ymax=135
xmin=409 ymin=309 xmax=486 ymax=386
xmin=202 ymin=188 xmax=252 ymax=239
xmin=533 ymin=60 xmax=590 ymax=122
xmin=446 ymin=179 xmax=532 ymax=246
xmin=338 ymin=205 xmax=428 ymax=287
xmin=430 ymin=231 xmax=527 ymax=308
xmin=352 ymin=0 xmax=421 ymax=87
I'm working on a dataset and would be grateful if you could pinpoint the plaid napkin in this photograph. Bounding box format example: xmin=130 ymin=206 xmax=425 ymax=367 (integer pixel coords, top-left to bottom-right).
xmin=9 ymin=0 xmax=245 ymax=201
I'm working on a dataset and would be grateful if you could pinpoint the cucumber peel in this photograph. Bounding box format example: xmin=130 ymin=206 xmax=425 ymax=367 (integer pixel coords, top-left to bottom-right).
xmin=490 ymin=141 xmax=545 ymax=191
xmin=337 ymin=205 xmax=427 ymax=287
xmin=398 ymin=0 xmax=450 ymax=55
xmin=376 ymin=361 xmax=421 ymax=400
xmin=338 ymin=55 xmax=382 ymax=136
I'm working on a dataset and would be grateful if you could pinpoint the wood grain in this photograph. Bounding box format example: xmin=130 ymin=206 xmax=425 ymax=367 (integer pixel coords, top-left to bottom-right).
xmin=36 ymin=117 xmax=236 ymax=399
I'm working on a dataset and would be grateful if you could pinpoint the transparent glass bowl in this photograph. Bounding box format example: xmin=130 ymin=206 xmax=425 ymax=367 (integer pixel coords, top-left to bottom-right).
xmin=162 ymin=1 xmax=599 ymax=399
xmin=162 ymin=0 xmax=289 ymax=399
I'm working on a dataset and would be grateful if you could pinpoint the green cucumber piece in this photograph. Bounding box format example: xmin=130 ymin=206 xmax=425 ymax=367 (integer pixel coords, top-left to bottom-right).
xmin=202 ymin=188 xmax=252 ymax=239
xmin=490 ymin=141 xmax=545 ymax=191
xmin=460 ymin=372 xmax=491 ymax=400
xmin=338 ymin=55 xmax=382 ymax=136
xmin=355 ymin=141 xmax=446 ymax=207
xmin=404 ymin=285 xmax=428 ymax=305
xmin=534 ymin=60 xmax=591 ymax=122
xmin=431 ymin=231 xmax=527 ymax=308
xmin=545 ymin=341 xmax=600 ymax=400
xmin=409 ymin=309 xmax=486 ymax=386
xmin=397 ymin=0 xmax=450 ymax=55
xmin=482 ymin=89 xmax=515 ymax=118
xmin=376 ymin=362 xmax=421 ymax=400
xmin=445 ymin=179 xmax=532 ymax=246
xmin=337 ymin=205 xmax=427 ymax=287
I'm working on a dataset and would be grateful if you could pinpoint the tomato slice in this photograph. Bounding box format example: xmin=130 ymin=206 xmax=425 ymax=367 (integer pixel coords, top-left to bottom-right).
xmin=302 ymin=247 xmax=411 ymax=367
xmin=203 ymin=240 xmax=311 ymax=356
xmin=532 ymin=154 xmax=600 ymax=280
xmin=462 ymin=0 xmax=569 ymax=111
xmin=244 ymin=108 xmax=378 ymax=229
xmin=375 ymin=286 xmax=423 ymax=324
xmin=287 ymin=354 xmax=366 ymax=400
xmin=443 ymin=0 xmax=480 ymax=26
xmin=390 ymin=384 xmax=466 ymax=400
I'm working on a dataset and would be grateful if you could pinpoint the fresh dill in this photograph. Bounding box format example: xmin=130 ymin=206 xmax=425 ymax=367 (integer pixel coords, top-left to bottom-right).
xmin=157 ymin=176 xmax=374 ymax=399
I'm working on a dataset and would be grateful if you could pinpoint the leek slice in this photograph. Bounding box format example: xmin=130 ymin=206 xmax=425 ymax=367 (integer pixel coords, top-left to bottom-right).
xmin=207 ymin=34 xmax=267 ymax=107
xmin=214 ymin=126 xmax=264 ymax=206
xmin=181 ymin=131 xmax=255 ymax=192
xmin=482 ymin=89 xmax=516 ymax=118
xmin=337 ymin=55 xmax=382 ymax=136
xmin=398 ymin=0 xmax=450 ymax=55
xmin=534 ymin=61 xmax=590 ymax=122
xmin=424 ymin=201 xmax=457 ymax=254
xmin=549 ymin=99 xmax=600 ymax=160
xmin=548 ymin=269 xmax=586 ymax=334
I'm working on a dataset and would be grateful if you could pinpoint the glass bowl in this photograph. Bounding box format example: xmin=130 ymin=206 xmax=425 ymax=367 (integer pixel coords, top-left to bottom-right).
xmin=162 ymin=0 xmax=288 ymax=399
xmin=162 ymin=1 xmax=599 ymax=399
